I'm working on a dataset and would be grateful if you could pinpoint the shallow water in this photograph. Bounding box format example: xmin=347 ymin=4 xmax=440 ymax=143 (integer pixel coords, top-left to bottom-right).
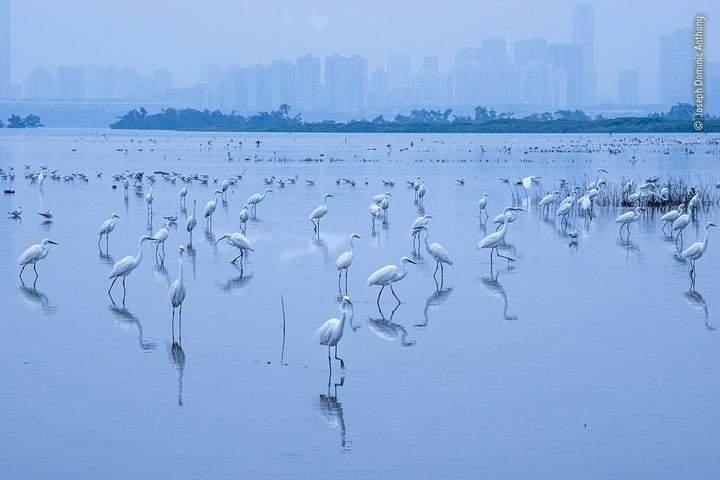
xmin=1 ymin=129 xmax=720 ymax=479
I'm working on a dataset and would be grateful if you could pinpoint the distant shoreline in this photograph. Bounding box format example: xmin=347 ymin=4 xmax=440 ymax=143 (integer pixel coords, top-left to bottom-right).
xmin=108 ymin=105 xmax=720 ymax=134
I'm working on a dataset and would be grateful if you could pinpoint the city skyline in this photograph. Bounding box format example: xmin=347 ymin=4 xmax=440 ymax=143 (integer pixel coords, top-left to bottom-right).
xmin=2 ymin=1 xmax=719 ymax=116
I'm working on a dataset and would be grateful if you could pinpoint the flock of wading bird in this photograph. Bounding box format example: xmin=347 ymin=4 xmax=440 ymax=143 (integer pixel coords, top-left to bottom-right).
xmin=8 ymin=166 xmax=719 ymax=371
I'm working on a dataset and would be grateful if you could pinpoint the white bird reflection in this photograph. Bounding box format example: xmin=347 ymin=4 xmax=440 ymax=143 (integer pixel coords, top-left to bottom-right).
xmin=684 ymin=290 xmax=714 ymax=331
xmin=217 ymin=271 xmax=254 ymax=294
xmin=478 ymin=267 xmax=517 ymax=321
xmin=19 ymin=281 xmax=57 ymax=316
xmin=318 ymin=375 xmax=350 ymax=454
xmin=416 ymin=287 xmax=453 ymax=328
xmin=367 ymin=306 xmax=416 ymax=346
xmin=109 ymin=304 xmax=156 ymax=352
xmin=167 ymin=334 xmax=186 ymax=411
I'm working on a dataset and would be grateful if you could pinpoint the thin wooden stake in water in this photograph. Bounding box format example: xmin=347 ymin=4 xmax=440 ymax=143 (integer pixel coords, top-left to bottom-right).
xmin=280 ymin=294 xmax=286 ymax=366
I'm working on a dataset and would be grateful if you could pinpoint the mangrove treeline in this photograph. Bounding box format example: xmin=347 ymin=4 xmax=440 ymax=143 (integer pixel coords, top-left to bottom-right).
xmin=109 ymin=103 xmax=719 ymax=133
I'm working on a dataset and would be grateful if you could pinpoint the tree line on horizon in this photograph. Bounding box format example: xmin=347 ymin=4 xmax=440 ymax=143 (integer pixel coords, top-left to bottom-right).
xmin=0 ymin=114 xmax=43 ymax=128
xmin=108 ymin=103 xmax=717 ymax=133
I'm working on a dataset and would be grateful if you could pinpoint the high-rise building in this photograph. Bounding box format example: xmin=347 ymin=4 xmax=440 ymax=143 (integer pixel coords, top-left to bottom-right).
xmin=387 ymin=53 xmax=411 ymax=91
xmin=514 ymin=38 xmax=548 ymax=66
xmin=549 ymin=44 xmax=583 ymax=108
xmin=325 ymin=54 xmax=366 ymax=112
xmin=25 ymin=67 xmax=54 ymax=99
xmin=296 ymin=54 xmax=321 ymax=113
xmin=0 ymin=0 xmax=10 ymax=98
xmin=572 ymin=3 xmax=596 ymax=105
xmin=618 ymin=70 xmax=639 ymax=105
xmin=659 ymin=28 xmax=693 ymax=106
xmin=482 ymin=37 xmax=507 ymax=64
xmin=267 ymin=60 xmax=295 ymax=110
xmin=422 ymin=56 xmax=439 ymax=76
xmin=56 ymin=66 xmax=86 ymax=100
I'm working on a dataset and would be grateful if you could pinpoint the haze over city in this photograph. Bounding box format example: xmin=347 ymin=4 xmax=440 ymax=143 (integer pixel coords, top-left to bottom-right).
xmin=1 ymin=0 xmax=718 ymax=121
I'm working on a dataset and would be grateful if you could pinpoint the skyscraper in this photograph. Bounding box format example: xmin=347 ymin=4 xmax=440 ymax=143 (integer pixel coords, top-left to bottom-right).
xmin=0 ymin=0 xmax=10 ymax=98
xmin=659 ymin=28 xmax=693 ymax=106
xmin=549 ymin=44 xmax=583 ymax=108
xmin=618 ymin=70 xmax=639 ymax=105
xmin=325 ymin=54 xmax=366 ymax=112
xmin=296 ymin=54 xmax=321 ymax=113
xmin=572 ymin=3 xmax=596 ymax=105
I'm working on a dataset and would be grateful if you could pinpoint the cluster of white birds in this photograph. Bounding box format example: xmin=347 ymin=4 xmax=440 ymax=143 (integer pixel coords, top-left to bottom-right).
xmin=12 ymin=166 xmax=717 ymax=374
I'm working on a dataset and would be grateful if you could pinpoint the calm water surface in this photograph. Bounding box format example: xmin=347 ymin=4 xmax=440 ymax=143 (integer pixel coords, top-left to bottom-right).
xmin=1 ymin=129 xmax=720 ymax=479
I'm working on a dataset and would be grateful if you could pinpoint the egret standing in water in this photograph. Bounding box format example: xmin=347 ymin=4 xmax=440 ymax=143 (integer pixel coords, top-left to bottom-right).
xmin=309 ymin=194 xmax=334 ymax=233
xmin=478 ymin=207 xmax=524 ymax=264
xmin=681 ymin=222 xmax=716 ymax=286
xmin=203 ymin=190 xmax=222 ymax=229
xmin=168 ymin=245 xmax=186 ymax=324
xmin=367 ymin=256 xmax=417 ymax=304
xmin=660 ymin=204 xmax=684 ymax=235
xmin=247 ymin=188 xmax=272 ymax=218
xmin=315 ymin=296 xmax=353 ymax=370
xmin=478 ymin=193 xmax=489 ymax=221
xmin=108 ymin=235 xmax=155 ymax=302
xmin=410 ymin=214 xmax=433 ymax=254
xmin=672 ymin=209 xmax=691 ymax=250
xmin=238 ymin=204 xmax=250 ymax=233
xmin=18 ymin=238 xmax=59 ymax=280
xmin=419 ymin=225 xmax=453 ymax=287
xmin=216 ymin=232 xmax=254 ymax=264
xmin=186 ymin=199 xmax=197 ymax=245
xmin=145 ymin=185 xmax=154 ymax=216
xmin=179 ymin=184 xmax=187 ymax=208
xmin=615 ymin=206 xmax=644 ymax=239
xmin=152 ymin=221 xmax=171 ymax=260
xmin=98 ymin=213 xmax=120 ymax=250
xmin=335 ymin=233 xmax=361 ymax=295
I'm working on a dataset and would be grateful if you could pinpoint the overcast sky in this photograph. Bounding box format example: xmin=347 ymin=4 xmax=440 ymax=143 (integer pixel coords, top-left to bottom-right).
xmin=8 ymin=0 xmax=718 ymax=103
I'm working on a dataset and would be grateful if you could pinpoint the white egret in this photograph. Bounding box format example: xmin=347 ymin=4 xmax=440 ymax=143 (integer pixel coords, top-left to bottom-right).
xmin=179 ymin=184 xmax=187 ymax=208
xmin=419 ymin=225 xmax=453 ymax=286
xmin=309 ymin=194 xmax=334 ymax=233
xmin=216 ymin=232 xmax=254 ymax=263
xmin=203 ymin=190 xmax=222 ymax=228
xmin=18 ymin=238 xmax=59 ymax=279
xmin=123 ymin=177 xmax=129 ymax=197
xmin=538 ymin=191 xmax=560 ymax=216
xmin=108 ymin=235 xmax=155 ymax=300
xmin=478 ymin=207 xmax=524 ymax=264
xmin=369 ymin=203 xmax=381 ymax=227
xmin=186 ymin=199 xmax=197 ymax=244
xmin=672 ymin=210 xmax=691 ymax=249
xmin=412 ymin=177 xmax=422 ymax=201
xmin=615 ymin=206 xmax=644 ymax=238
xmin=238 ymin=204 xmax=250 ymax=233
xmin=660 ymin=204 xmax=684 ymax=235
xmin=315 ymin=296 xmax=353 ymax=370
xmin=220 ymin=178 xmax=230 ymax=200
xmin=335 ymin=233 xmax=361 ymax=295
xmin=367 ymin=256 xmax=417 ymax=304
xmin=417 ymin=181 xmax=426 ymax=206
xmin=152 ymin=221 xmax=171 ymax=259
xmin=168 ymin=246 xmax=186 ymax=323
xmin=478 ymin=193 xmax=488 ymax=221
xmin=98 ymin=213 xmax=120 ymax=249
xmin=381 ymin=194 xmax=391 ymax=222
xmin=410 ymin=214 xmax=433 ymax=253
xmin=372 ymin=192 xmax=391 ymax=204
xmin=145 ymin=185 xmax=154 ymax=215
xmin=247 ymin=188 xmax=272 ymax=217
xmin=681 ymin=222 xmax=716 ymax=280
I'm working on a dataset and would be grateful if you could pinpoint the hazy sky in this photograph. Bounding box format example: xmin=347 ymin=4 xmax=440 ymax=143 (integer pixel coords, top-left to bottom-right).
xmin=8 ymin=0 xmax=719 ymax=102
